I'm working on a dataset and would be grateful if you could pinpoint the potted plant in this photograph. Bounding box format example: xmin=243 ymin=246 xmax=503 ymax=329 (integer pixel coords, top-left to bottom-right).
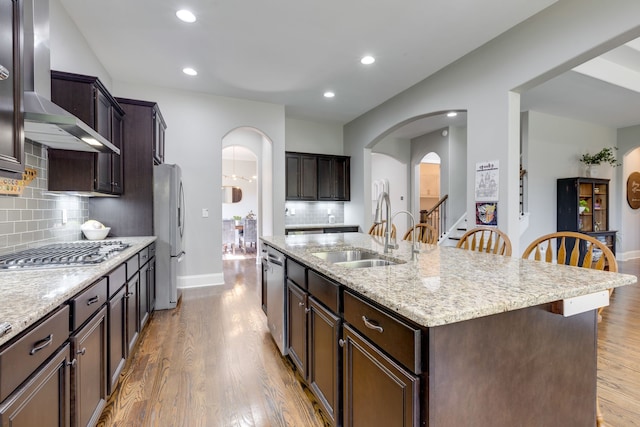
xmin=233 ymin=215 xmax=242 ymax=226
xmin=579 ymin=199 xmax=589 ymax=214
xmin=578 ymin=147 xmax=620 ymax=177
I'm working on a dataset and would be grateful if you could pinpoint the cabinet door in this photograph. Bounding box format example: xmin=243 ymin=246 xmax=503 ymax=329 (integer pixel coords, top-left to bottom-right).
xmin=110 ymin=109 xmax=124 ymax=194
xmin=333 ymin=157 xmax=350 ymax=201
xmin=342 ymin=324 xmax=419 ymax=427
xmin=148 ymin=257 xmax=156 ymax=312
xmin=125 ymin=274 xmax=139 ymax=355
xmin=0 ymin=0 xmax=24 ymax=174
xmin=0 ymin=344 xmax=71 ymax=427
xmin=317 ymin=156 xmax=334 ymax=200
xmin=107 ymin=286 xmax=126 ymax=396
xmin=286 ymin=154 xmax=302 ymax=199
xmin=308 ymin=297 xmax=341 ymax=425
xmin=287 ymin=280 xmax=307 ymax=378
xmin=139 ymin=262 xmax=150 ymax=330
xmin=300 ymin=155 xmax=317 ymax=200
xmin=70 ymin=306 xmax=107 ymax=427
xmin=152 ymin=107 xmax=166 ymax=165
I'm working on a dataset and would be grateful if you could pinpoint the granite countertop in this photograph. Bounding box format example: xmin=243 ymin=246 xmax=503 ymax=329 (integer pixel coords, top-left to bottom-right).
xmin=285 ymin=223 xmax=360 ymax=230
xmin=261 ymin=233 xmax=637 ymax=328
xmin=0 ymin=236 xmax=156 ymax=347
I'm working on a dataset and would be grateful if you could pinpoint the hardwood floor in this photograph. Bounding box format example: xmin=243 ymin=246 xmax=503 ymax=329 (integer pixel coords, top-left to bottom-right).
xmin=98 ymin=257 xmax=640 ymax=426
xmin=599 ymin=258 xmax=640 ymax=427
xmin=97 ymin=258 xmax=325 ymax=427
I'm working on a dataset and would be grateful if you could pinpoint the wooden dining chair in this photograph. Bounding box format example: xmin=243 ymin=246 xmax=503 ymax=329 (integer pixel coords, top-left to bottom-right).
xmin=402 ymin=223 xmax=437 ymax=244
xmin=522 ymin=230 xmax=617 ymax=427
xmin=455 ymin=226 xmax=512 ymax=256
xmin=368 ymin=221 xmax=396 ymax=239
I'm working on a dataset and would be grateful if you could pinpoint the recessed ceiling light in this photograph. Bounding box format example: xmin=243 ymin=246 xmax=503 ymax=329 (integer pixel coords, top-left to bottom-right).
xmin=447 ymin=112 xmax=457 ymax=117
xmin=361 ymin=55 xmax=375 ymax=65
xmin=324 ymin=91 xmax=335 ymax=98
xmin=183 ymin=67 xmax=198 ymax=76
xmin=176 ymin=9 xmax=196 ymax=23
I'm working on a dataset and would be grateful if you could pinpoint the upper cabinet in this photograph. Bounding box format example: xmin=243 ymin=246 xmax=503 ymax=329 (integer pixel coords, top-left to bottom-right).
xmin=557 ymin=177 xmax=616 ymax=254
xmin=286 ymin=152 xmax=317 ymax=200
xmin=0 ymin=0 xmax=25 ymax=175
xmin=48 ymin=71 xmax=125 ymax=195
xmin=317 ymin=155 xmax=350 ymax=201
xmin=90 ymin=98 xmax=166 ymax=236
xmin=286 ymin=152 xmax=350 ymax=201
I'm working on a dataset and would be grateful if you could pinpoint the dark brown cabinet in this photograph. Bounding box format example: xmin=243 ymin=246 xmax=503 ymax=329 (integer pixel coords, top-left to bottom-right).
xmin=147 ymin=253 xmax=156 ymax=313
xmin=91 ymin=98 xmax=166 ymax=236
xmin=153 ymin=107 xmax=166 ymax=165
xmin=287 ymin=280 xmax=308 ymax=378
xmin=0 ymin=0 xmax=24 ymax=175
xmin=308 ymin=297 xmax=341 ymax=425
xmin=342 ymin=324 xmax=419 ymax=427
xmin=70 ymin=306 xmax=107 ymax=427
xmin=139 ymin=262 xmax=150 ymax=330
xmin=557 ymin=177 xmax=616 ymax=255
xmin=317 ymin=155 xmax=350 ymax=201
xmin=286 ymin=152 xmax=317 ymax=200
xmin=0 ymin=344 xmax=71 ymax=427
xmin=286 ymin=152 xmax=350 ymax=201
xmin=106 ymin=264 xmax=127 ymax=396
xmin=49 ymin=71 xmax=125 ymax=195
xmin=125 ymin=272 xmax=140 ymax=355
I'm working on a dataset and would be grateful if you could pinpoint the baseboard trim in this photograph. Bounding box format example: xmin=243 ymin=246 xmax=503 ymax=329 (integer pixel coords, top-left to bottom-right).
xmin=618 ymin=250 xmax=640 ymax=262
xmin=178 ymin=273 xmax=225 ymax=289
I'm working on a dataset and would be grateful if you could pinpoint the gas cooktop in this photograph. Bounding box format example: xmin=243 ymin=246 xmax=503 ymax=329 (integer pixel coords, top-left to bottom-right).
xmin=0 ymin=240 xmax=130 ymax=270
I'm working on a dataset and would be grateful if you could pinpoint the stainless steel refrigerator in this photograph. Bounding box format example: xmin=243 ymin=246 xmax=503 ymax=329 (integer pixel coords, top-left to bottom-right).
xmin=154 ymin=164 xmax=186 ymax=310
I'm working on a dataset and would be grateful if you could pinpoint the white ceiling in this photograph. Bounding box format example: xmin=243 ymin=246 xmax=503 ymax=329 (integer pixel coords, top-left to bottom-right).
xmin=58 ymin=0 xmax=640 ymax=138
xmin=59 ymin=0 xmax=557 ymax=125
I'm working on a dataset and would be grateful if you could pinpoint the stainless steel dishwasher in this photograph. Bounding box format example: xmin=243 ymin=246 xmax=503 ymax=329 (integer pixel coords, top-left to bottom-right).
xmin=265 ymin=246 xmax=287 ymax=355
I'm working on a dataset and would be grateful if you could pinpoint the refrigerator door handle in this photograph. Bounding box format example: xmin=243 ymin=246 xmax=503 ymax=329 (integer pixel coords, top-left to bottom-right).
xmin=171 ymin=251 xmax=186 ymax=262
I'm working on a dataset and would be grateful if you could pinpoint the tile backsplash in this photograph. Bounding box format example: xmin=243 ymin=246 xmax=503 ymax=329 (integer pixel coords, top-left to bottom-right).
xmin=0 ymin=141 xmax=88 ymax=254
xmin=284 ymin=201 xmax=345 ymax=226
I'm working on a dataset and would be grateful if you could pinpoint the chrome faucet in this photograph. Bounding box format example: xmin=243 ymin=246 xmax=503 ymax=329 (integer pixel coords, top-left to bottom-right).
xmin=391 ymin=210 xmax=419 ymax=261
xmin=374 ymin=192 xmax=393 ymax=253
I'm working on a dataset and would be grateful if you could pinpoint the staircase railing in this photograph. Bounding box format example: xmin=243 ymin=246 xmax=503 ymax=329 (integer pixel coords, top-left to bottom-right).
xmin=419 ymin=195 xmax=448 ymax=239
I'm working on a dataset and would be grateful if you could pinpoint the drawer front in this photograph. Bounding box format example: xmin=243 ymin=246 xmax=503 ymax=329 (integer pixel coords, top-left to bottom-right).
xmin=308 ymin=270 xmax=339 ymax=313
xmin=139 ymin=247 xmax=150 ymax=266
xmin=126 ymin=254 xmax=139 ymax=279
xmin=108 ymin=264 xmax=127 ymax=298
xmin=71 ymin=277 xmax=108 ymax=331
xmin=148 ymin=243 xmax=156 ymax=259
xmin=286 ymin=258 xmax=306 ymax=289
xmin=343 ymin=290 xmax=422 ymax=374
xmin=0 ymin=305 xmax=70 ymax=402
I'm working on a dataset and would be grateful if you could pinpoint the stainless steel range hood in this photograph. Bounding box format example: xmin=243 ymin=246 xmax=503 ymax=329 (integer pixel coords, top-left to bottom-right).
xmin=22 ymin=0 xmax=119 ymax=155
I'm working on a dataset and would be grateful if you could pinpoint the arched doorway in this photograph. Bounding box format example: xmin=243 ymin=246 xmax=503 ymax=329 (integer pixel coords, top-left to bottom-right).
xmin=221 ymin=127 xmax=274 ymax=263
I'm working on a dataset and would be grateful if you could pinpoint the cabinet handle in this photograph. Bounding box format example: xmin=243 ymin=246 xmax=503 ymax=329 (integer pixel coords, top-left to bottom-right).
xmin=0 ymin=64 xmax=9 ymax=80
xmin=338 ymin=338 xmax=345 ymax=347
xmin=298 ymin=301 xmax=305 ymax=307
xmin=305 ymin=308 xmax=311 ymax=314
xmin=77 ymin=347 xmax=87 ymax=356
xmin=67 ymin=358 xmax=77 ymax=368
xmin=125 ymin=292 xmax=134 ymax=298
xmin=87 ymin=295 xmax=100 ymax=305
xmin=362 ymin=316 xmax=384 ymax=333
xmin=30 ymin=334 xmax=53 ymax=355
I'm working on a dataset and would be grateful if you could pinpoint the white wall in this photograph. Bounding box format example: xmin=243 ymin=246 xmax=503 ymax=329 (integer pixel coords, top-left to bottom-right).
xmin=521 ymin=111 xmax=617 ymax=254
xmin=50 ymin=0 xmax=112 ymax=88
xmin=618 ymin=125 xmax=640 ymax=259
xmin=370 ymin=153 xmax=409 ymax=232
xmin=221 ymin=158 xmax=258 ymax=219
xmin=343 ymin=0 xmax=640 ymax=255
xmin=285 ymin=118 xmax=343 ymax=154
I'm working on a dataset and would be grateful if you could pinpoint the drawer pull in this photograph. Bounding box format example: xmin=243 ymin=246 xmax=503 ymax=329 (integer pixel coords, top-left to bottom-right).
xmin=30 ymin=334 xmax=53 ymax=355
xmin=125 ymin=292 xmax=134 ymax=298
xmin=298 ymin=301 xmax=305 ymax=307
xmin=362 ymin=316 xmax=384 ymax=333
xmin=87 ymin=296 xmax=100 ymax=305
xmin=77 ymin=347 xmax=86 ymax=356
xmin=339 ymin=338 xmax=345 ymax=347
xmin=67 ymin=358 xmax=77 ymax=368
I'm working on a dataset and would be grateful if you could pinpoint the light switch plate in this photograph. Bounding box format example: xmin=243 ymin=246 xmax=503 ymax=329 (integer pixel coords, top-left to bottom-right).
xmin=202 ymin=208 xmax=209 ymax=218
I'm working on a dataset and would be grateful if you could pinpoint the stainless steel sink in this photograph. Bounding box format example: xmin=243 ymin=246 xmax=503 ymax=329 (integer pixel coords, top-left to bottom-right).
xmin=311 ymin=250 xmax=404 ymax=268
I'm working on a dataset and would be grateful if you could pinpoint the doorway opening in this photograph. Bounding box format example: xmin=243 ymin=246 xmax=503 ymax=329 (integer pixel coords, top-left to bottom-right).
xmin=419 ymin=152 xmax=441 ymax=213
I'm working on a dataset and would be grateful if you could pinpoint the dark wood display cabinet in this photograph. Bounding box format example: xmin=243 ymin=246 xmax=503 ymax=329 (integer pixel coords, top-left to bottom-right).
xmin=0 ymin=0 xmax=25 ymax=175
xmin=49 ymin=71 xmax=125 ymax=195
xmin=557 ymin=177 xmax=617 ymax=256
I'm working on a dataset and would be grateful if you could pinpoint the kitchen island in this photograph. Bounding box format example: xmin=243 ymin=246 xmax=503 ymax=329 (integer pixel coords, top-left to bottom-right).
xmin=261 ymin=232 xmax=636 ymax=427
